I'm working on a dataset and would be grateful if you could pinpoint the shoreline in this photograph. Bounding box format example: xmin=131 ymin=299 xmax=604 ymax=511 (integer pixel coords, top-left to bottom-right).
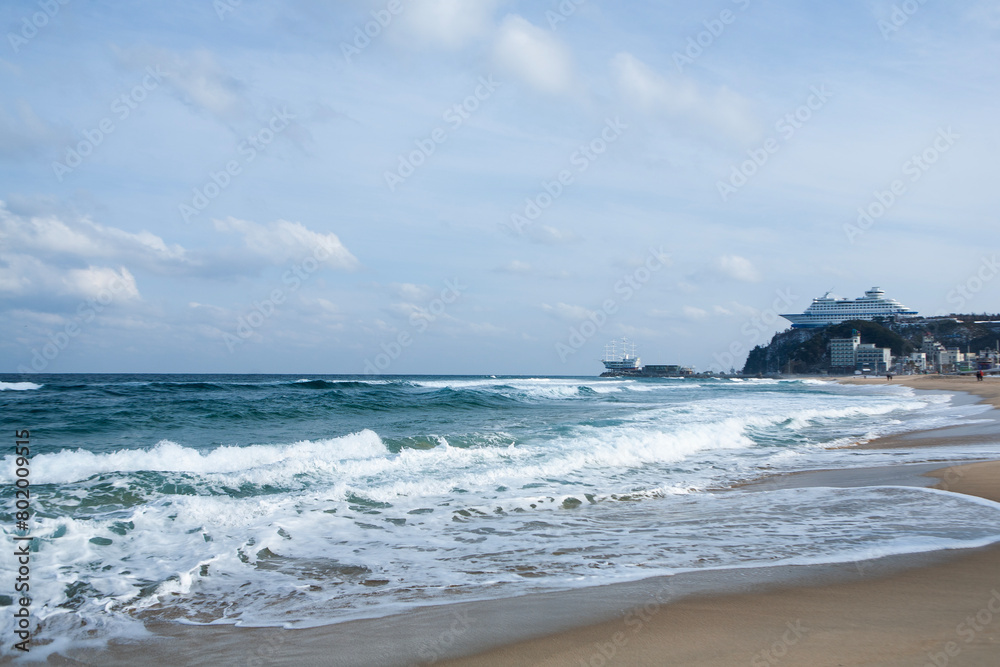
xmin=835 ymin=372 xmax=1000 ymax=409
xmin=54 ymin=376 xmax=1000 ymax=665
xmin=434 ymin=375 xmax=1000 ymax=665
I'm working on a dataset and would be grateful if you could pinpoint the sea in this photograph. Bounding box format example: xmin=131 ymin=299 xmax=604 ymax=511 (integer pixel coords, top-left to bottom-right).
xmin=3 ymin=373 xmax=1000 ymax=658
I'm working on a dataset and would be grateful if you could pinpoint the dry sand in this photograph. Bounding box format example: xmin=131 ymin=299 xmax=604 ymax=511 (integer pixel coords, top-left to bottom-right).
xmin=439 ymin=377 xmax=1000 ymax=666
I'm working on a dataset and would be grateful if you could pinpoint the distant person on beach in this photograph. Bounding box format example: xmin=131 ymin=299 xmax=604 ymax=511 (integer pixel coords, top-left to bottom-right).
xmin=886 ymin=373 xmax=892 ymax=381
xmin=977 ymin=370 xmax=984 ymax=381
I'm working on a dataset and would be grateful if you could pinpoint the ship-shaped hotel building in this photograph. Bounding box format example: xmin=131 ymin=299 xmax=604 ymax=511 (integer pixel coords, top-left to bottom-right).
xmin=780 ymin=287 xmax=919 ymax=329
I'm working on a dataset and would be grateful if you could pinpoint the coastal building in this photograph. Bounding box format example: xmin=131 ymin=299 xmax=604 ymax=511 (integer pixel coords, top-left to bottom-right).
xmin=921 ymin=335 xmax=946 ymax=370
xmin=938 ymin=348 xmax=963 ymax=374
xmin=829 ymin=332 xmax=860 ymax=371
xmin=906 ymin=335 xmax=999 ymax=375
xmin=781 ymin=287 xmax=919 ymax=329
xmin=898 ymin=352 xmax=927 ymax=373
xmin=829 ymin=329 xmax=892 ymax=373
xmin=856 ymin=343 xmax=891 ymax=374
xmin=642 ymin=364 xmax=682 ymax=376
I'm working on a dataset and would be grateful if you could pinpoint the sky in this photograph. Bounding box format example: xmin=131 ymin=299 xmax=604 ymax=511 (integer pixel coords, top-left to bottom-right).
xmin=1 ymin=0 xmax=998 ymax=375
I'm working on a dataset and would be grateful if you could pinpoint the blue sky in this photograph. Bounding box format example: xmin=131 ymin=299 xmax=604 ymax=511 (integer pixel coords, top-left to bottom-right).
xmin=1 ymin=0 xmax=998 ymax=375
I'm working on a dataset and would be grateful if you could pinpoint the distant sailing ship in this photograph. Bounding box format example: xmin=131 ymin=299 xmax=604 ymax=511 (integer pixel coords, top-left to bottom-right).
xmin=600 ymin=338 xmax=692 ymax=377
xmin=601 ymin=338 xmax=641 ymax=373
xmin=780 ymin=287 xmax=919 ymax=329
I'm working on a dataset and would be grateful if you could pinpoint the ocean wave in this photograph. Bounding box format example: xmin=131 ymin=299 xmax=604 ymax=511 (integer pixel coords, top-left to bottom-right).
xmin=292 ymin=378 xmax=401 ymax=388
xmin=0 ymin=381 xmax=42 ymax=391
xmin=292 ymin=379 xmax=371 ymax=389
xmin=0 ymin=412 xmax=775 ymax=499
xmin=411 ymin=377 xmax=684 ymax=402
xmin=1 ymin=430 xmax=388 ymax=484
xmin=148 ymin=381 xmax=227 ymax=392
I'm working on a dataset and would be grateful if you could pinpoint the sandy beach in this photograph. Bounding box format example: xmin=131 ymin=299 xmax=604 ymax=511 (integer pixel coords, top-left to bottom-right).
xmin=838 ymin=373 xmax=1000 ymax=408
xmin=437 ymin=376 xmax=1000 ymax=666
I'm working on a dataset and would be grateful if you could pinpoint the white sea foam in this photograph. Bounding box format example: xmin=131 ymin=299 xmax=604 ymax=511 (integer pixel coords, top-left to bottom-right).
xmin=2 ymin=430 xmax=387 ymax=484
xmin=0 ymin=381 xmax=42 ymax=390
xmin=5 ymin=483 xmax=999 ymax=648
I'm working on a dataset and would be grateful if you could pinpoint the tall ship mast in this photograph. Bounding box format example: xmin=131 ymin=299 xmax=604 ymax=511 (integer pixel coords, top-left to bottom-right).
xmin=599 ymin=338 xmax=694 ymax=377
xmin=780 ymin=287 xmax=919 ymax=329
xmin=601 ymin=337 xmax=641 ymax=372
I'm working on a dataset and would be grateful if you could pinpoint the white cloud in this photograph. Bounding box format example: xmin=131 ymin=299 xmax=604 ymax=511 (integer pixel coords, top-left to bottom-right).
xmin=394 ymin=0 xmax=500 ymax=49
xmin=493 ymin=15 xmax=575 ymax=95
xmin=725 ymin=301 xmax=761 ymax=318
xmin=0 ymin=203 xmax=191 ymax=302
xmin=676 ymin=281 xmax=698 ymax=293
xmin=114 ymin=46 xmax=246 ymax=122
xmin=542 ymin=302 xmax=594 ymax=322
xmin=496 ymin=260 xmax=532 ymax=274
xmin=62 ymin=266 xmax=140 ymax=301
xmin=0 ymin=205 xmax=357 ymax=310
xmin=713 ymin=255 xmax=761 ymax=283
xmin=0 ymin=254 xmax=41 ymax=295
xmin=682 ymin=305 xmax=708 ymax=320
xmin=611 ymin=52 xmax=759 ymax=142
xmin=527 ymin=224 xmax=580 ymax=245
xmin=0 ymin=249 xmax=141 ymax=302
xmin=0 ymin=201 xmax=187 ymax=266
xmin=213 ymin=217 xmax=360 ymax=270
xmin=387 ymin=282 xmax=435 ymax=302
